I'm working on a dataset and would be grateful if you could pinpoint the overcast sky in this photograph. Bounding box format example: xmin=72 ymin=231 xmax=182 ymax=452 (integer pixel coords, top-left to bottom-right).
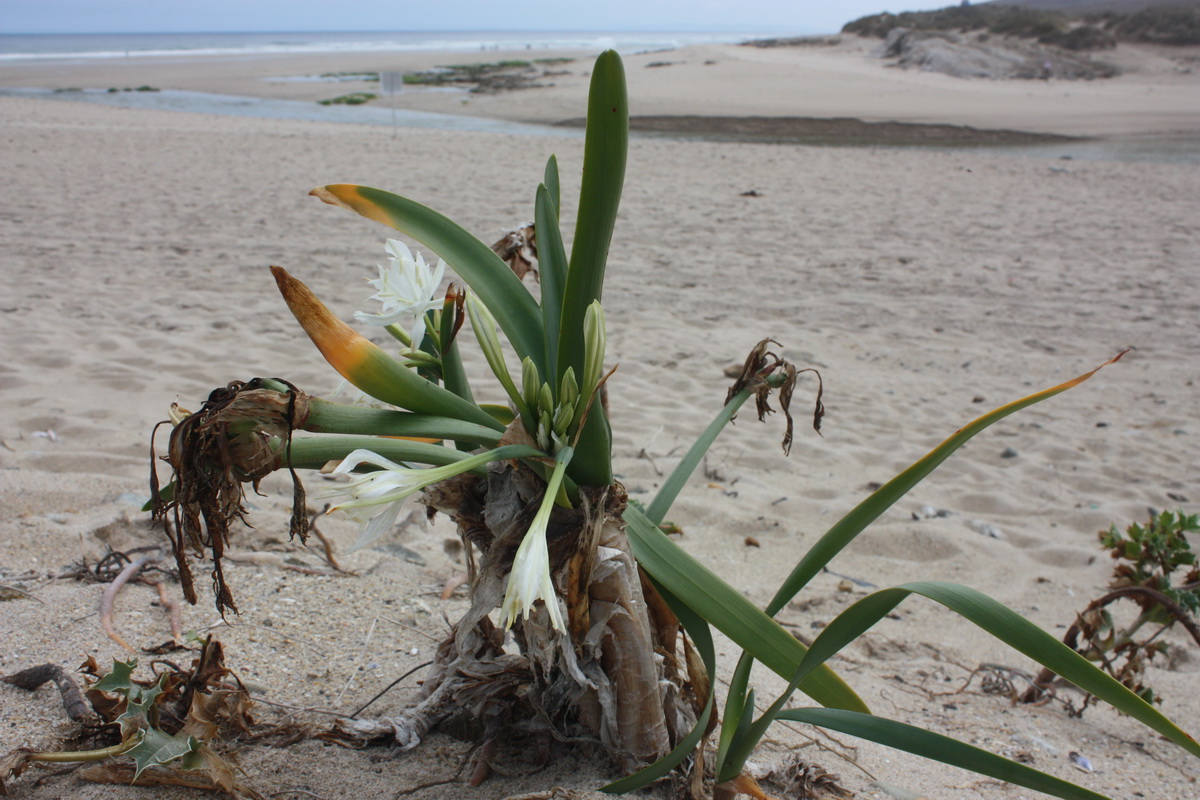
xmin=2 ymin=1 xmax=949 ymax=36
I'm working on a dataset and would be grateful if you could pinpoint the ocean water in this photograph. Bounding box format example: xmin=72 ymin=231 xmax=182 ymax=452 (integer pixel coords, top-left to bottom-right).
xmin=0 ymin=30 xmax=765 ymax=61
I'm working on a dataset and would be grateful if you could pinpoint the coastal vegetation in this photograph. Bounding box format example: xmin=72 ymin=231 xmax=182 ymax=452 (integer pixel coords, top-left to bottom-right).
xmin=1021 ymin=510 xmax=1200 ymax=710
xmin=402 ymin=58 xmax=571 ymax=92
xmin=844 ymin=3 xmax=1200 ymax=48
xmin=318 ymin=70 xmax=380 ymax=81
xmin=317 ymin=92 xmax=377 ymax=106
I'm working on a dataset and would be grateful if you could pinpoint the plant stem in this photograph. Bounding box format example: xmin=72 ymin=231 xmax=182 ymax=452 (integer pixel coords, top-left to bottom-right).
xmin=29 ymin=737 xmax=138 ymax=763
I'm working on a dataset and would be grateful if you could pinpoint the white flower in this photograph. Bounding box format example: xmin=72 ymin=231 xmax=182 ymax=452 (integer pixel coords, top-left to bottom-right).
xmin=498 ymin=448 xmax=572 ymax=633
xmin=326 ymin=448 xmax=478 ymax=552
xmin=499 ymin=504 xmax=565 ymax=632
xmin=354 ymin=239 xmax=446 ymax=351
xmin=327 ymin=446 xmax=537 ymax=553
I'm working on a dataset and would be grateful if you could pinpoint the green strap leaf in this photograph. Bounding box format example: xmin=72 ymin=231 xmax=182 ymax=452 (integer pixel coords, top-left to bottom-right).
xmin=544 ymin=153 xmax=561 ymax=215
xmin=284 ymin=437 xmax=541 ymax=472
xmin=535 ymin=183 xmax=568 ymax=379
xmin=624 ymin=504 xmax=867 ymax=713
xmin=765 ymin=351 xmax=1128 ymax=617
xmin=553 ymin=50 xmax=625 ymax=490
xmin=558 ymin=50 xmax=627 ymax=385
xmin=271 ymin=266 xmax=501 ymax=430
xmin=715 ymin=653 xmax=756 ymax=779
xmin=791 ymin=582 xmax=1200 ymax=759
xmin=311 ymin=184 xmax=546 ymax=376
xmin=777 ymin=708 xmax=1113 ymax=800
xmin=302 ymin=399 xmax=502 ymax=445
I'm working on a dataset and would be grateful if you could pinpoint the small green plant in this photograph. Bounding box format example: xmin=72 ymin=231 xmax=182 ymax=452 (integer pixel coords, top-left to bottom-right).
xmin=444 ymin=59 xmax=533 ymax=70
xmin=318 ymin=71 xmax=380 ymax=81
xmin=403 ymin=60 xmax=543 ymax=91
xmin=317 ymin=92 xmax=377 ymax=106
xmin=1024 ymin=510 xmax=1200 ymax=709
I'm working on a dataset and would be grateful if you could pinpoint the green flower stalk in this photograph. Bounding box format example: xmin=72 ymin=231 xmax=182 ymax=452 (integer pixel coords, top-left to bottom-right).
xmin=466 ymin=293 xmax=528 ymax=420
xmin=328 ymin=446 xmax=532 ymax=552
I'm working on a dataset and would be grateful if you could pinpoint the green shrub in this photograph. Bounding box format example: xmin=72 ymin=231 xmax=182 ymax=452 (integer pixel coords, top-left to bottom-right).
xmin=317 ymin=92 xmax=377 ymax=106
xmin=1114 ymin=6 xmax=1200 ymax=45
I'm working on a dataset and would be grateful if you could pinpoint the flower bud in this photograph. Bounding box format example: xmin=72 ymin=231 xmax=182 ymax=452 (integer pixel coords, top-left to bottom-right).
xmin=537 ymin=409 xmax=553 ymax=451
xmin=522 ymin=357 xmax=541 ymax=415
xmin=559 ymin=367 xmax=579 ymax=409
xmin=582 ymin=301 xmax=606 ymax=401
xmin=552 ymin=400 xmax=575 ymax=437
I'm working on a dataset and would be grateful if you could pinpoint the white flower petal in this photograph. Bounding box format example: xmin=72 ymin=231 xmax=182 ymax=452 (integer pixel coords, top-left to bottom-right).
xmin=345 ymin=496 xmax=405 ymax=553
xmin=331 ymin=448 xmax=406 ymax=475
xmin=355 ymin=240 xmax=447 ymax=343
xmin=499 ymin=513 xmax=565 ymax=632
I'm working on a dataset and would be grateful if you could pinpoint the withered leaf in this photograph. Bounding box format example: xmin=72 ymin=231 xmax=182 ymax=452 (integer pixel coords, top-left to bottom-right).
xmin=724 ymin=339 xmax=823 ymax=455
xmin=490 ymin=223 xmax=538 ymax=281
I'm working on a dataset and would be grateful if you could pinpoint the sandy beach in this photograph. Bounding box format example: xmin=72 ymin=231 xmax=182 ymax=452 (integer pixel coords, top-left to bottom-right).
xmin=2 ymin=36 xmax=1199 ymax=800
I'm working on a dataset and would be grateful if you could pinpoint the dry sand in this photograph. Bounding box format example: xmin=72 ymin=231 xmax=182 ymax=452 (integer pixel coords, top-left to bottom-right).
xmin=1 ymin=39 xmax=1199 ymax=800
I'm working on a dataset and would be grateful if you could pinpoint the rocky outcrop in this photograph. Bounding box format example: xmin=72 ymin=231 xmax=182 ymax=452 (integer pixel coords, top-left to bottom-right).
xmin=875 ymin=28 xmax=1119 ymax=79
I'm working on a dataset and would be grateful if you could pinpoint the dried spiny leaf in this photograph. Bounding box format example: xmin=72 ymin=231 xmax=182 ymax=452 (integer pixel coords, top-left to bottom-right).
xmin=764 ymin=757 xmax=855 ymax=799
xmin=78 ymin=755 xmax=267 ymax=800
xmin=0 ymin=748 xmax=35 ymax=795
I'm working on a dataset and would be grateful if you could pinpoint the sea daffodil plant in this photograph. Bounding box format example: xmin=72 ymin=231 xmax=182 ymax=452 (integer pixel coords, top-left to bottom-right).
xmin=152 ymin=51 xmax=1200 ymax=799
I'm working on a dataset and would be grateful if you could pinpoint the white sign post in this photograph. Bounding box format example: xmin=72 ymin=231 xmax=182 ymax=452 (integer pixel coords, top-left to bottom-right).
xmin=381 ymin=71 xmax=404 ymax=138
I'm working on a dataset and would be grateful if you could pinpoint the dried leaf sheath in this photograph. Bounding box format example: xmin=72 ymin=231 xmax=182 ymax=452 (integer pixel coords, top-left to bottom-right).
xmin=406 ymin=465 xmax=690 ymax=773
xmin=151 ymin=380 xmax=309 ymax=614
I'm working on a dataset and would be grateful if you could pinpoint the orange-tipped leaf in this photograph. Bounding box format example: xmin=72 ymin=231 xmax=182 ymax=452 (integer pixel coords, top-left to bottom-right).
xmin=270 ymin=266 xmax=501 ymax=430
xmin=310 ymin=184 xmax=546 ymax=374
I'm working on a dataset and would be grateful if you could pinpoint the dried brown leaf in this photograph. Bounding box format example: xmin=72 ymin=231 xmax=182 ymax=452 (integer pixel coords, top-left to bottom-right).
xmin=78 ymin=756 xmax=266 ymax=800
xmin=491 ymin=223 xmax=538 ymax=281
xmin=724 ymin=339 xmax=823 ymax=455
xmin=0 ymin=749 xmax=35 ymax=795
